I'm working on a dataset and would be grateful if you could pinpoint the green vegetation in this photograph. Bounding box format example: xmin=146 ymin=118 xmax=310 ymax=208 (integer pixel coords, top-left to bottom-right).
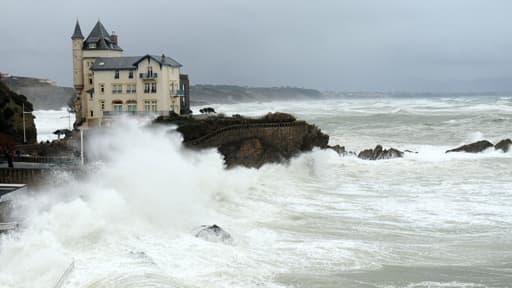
xmin=0 ymin=81 xmax=36 ymax=144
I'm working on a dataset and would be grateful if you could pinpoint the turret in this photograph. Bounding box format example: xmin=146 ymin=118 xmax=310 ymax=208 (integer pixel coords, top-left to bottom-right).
xmin=71 ymin=20 xmax=84 ymax=91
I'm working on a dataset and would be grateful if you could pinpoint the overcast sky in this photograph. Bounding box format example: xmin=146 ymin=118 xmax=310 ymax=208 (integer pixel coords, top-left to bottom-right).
xmin=2 ymin=0 xmax=512 ymax=92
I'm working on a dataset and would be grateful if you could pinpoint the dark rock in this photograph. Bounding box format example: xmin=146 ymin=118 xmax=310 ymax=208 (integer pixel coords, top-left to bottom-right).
xmin=195 ymin=224 xmax=233 ymax=244
xmin=219 ymin=137 xmax=283 ymax=168
xmin=495 ymin=139 xmax=512 ymax=153
xmin=446 ymin=140 xmax=494 ymax=153
xmin=358 ymin=145 xmax=404 ymax=160
xmin=158 ymin=112 xmax=329 ymax=168
xmin=327 ymin=144 xmax=346 ymax=155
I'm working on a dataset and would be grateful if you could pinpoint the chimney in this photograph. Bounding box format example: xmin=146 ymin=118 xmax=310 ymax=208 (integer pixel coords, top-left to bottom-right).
xmin=111 ymin=31 xmax=118 ymax=46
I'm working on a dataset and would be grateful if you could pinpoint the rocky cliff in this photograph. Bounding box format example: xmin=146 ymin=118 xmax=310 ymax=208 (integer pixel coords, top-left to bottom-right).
xmin=0 ymin=81 xmax=36 ymax=145
xmin=155 ymin=112 xmax=329 ymax=168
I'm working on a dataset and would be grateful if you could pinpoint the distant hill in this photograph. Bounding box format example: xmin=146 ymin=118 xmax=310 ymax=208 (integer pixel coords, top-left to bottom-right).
xmin=190 ymin=85 xmax=327 ymax=105
xmin=0 ymin=76 xmax=73 ymax=110
xmin=0 ymin=81 xmax=36 ymax=144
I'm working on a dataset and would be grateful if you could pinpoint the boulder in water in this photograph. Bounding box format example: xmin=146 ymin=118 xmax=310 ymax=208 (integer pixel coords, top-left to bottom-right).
xmin=495 ymin=139 xmax=511 ymax=153
xmin=446 ymin=140 xmax=494 ymax=153
xmin=327 ymin=144 xmax=346 ymax=155
xmin=358 ymin=145 xmax=403 ymax=160
xmin=195 ymin=224 xmax=233 ymax=244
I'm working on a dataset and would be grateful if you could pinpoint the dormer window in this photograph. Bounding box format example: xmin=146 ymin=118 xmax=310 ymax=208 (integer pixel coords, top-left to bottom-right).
xmin=88 ymin=43 xmax=96 ymax=49
xmin=129 ymin=71 xmax=133 ymax=79
xmin=114 ymin=70 xmax=119 ymax=79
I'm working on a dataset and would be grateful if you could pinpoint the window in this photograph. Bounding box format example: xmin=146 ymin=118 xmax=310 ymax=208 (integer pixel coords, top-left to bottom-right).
xmin=114 ymin=70 xmax=119 ymax=79
xmin=90 ymin=110 xmax=94 ymax=117
xmin=88 ymin=43 xmax=96 ymax=49
xmin=151 ymin=82 xmax=157 ymax=93
xmin=89 ymin=92 xmax=93 ymax=100
xmin=148 ymin=66 xmax=153 ymax=76
xmin=127 ymin=84 xmax=136 ymax=93
xmin=127 ymin=102 xmax=137 ymax=113
xmin=144 ymin=83 xmax=150 ymax=93
xmin=100 ymin=83 xmax=105 ymax=93
xmin=170 ymin=82 xmax=175 ymax=96
xmin=100 ymin=100 xmax=105 ymax=111
xmin=144 ymin=100 xmax=151 ymax=112
xmin=89 ymin=78 xmax=93 ymax=85
xmin=151 ymin=100 xmax=157 ymax=112
xmin=113 ymin=103 xmax=123 ymax=113
xmin=112 ymin=84 xmax=122 ymax=94
xmin=128 ymin=71 xmax=134 ymax=79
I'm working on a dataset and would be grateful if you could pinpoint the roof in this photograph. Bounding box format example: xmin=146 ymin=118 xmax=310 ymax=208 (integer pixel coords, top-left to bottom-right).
xmin=83 ymin=20 xmax=122 ymax=51
xmin=71 ymin=20 xmax=84 ymax=39
xmin=91 ymin=55 xmax=182 ymax=71
xmin=91 ymin=57 xmax=140 ymax=70
xmin=133 ymin=54 xmax=182 ymax=68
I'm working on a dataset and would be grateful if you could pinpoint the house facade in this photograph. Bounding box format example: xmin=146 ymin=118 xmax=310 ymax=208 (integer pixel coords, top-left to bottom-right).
xmin=71 ymin=20 xmax=190 ymax=127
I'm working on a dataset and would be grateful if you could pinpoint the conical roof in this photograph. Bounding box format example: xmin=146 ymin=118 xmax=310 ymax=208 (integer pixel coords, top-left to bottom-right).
xmin=83 ymin=20 xmax=122 ymax=51
xmin=71 ymin=20 xmax=84 ymax=39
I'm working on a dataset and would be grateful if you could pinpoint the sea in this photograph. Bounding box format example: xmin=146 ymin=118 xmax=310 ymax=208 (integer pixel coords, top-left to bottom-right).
xmin=0 ymin=95 xmax=511 ymax=288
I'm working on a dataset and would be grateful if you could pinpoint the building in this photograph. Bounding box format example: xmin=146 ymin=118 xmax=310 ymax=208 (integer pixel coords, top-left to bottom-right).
xmin=71 ymin=20 xmax=190 ymax=127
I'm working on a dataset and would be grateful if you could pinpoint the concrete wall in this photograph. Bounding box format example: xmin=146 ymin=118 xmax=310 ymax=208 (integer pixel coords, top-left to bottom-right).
xmin=0 ymin=168 xmax=47 ymax=185
xmin=0 ymin=168 xmax=81 ymax=186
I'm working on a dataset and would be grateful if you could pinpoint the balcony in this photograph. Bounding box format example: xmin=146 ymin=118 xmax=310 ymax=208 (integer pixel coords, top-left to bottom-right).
xmin=139 ymin=72 xmax=158 ymax=79
xmin=103 ymin=110 xmax=168 ymax=117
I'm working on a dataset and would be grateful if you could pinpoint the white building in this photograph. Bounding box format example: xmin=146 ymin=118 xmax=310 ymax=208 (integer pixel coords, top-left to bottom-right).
xmin=71 ymin=20 xmax=190 ymax=127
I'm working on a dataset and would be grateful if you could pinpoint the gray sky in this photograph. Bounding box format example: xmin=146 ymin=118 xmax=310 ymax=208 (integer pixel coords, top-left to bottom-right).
xmin=2 ymin=0 xmax=512 ymax=92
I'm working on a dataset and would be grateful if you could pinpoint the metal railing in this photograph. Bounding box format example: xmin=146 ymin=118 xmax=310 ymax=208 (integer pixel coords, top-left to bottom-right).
xmin=139 ymin=72 xmax=158 ymax=79
xmin=54 ymin=260 xmax=75 ymax=288
xmin=0 ymin=222 xmax=18 ymax=232
xmin=103 ymin=111 xmax=169 ymax=117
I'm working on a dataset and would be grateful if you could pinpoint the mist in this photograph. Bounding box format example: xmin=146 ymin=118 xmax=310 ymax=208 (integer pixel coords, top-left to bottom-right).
xmin=2 ymin=0 xmax=512 ymax=92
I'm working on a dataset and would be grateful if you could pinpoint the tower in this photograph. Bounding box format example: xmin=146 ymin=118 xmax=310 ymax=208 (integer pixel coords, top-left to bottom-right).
xmin=71 ymin=20 xmax=84 ymax=122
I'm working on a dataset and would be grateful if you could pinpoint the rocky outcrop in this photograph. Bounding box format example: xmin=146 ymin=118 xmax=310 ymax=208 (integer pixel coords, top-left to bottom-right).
xmin=195 ymin=224 xmax=233 ymax=244
xmin=358 ymin=145 xmax=404 ymax=160
xmin=495 ymin=139 xmax=511 ymax=152
xmin=446 ymin=140 xmax=494 ymax=153
xmin=327 ymin=144 xmax=346 ymax=155
xmin=156 ymin=112 xmax=329 ymax=168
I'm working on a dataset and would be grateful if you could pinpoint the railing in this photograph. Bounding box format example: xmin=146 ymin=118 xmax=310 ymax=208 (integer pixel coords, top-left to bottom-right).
xmin=103 ymin=111 xmax=169 ymax=117
xmin=184 ymin=121 xmax=305 ymax=146
xmin=139 ymin=72 xmax=158 ymax=79
xmin=0 ymin=222 xmax=18 ymax=231
xmin=54 ymin=260 xmax=75 ymax=288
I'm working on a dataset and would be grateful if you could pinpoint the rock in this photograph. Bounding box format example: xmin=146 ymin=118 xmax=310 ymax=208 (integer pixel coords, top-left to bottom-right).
xmin=495 ymin=139 xmax=512 ymax=152
xmin=358 ymin=145 xmax=404 ymax=160
xmin=327 ymin=144 xmax=346 ymax=155
xmin=195 ymin=224 xmax=233 ymax=244
xmin=219 ymin=137 xmax=283 ymax=168
xmin=446 ymin=140 xmax=494 ymax=153
xmin=158 ymin=112 xmax=329 ymax=168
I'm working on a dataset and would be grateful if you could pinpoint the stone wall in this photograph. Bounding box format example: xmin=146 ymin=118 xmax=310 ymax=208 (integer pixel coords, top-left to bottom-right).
xmin=183 ymin=120 xmax=328 ymax=168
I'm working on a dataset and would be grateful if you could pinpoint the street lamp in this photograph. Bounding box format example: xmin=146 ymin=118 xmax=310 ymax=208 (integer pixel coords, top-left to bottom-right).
xmin=21 ymin=103 xmax=32 ymax=144
xmin=59 ymin=110 xmax=72 ymax=130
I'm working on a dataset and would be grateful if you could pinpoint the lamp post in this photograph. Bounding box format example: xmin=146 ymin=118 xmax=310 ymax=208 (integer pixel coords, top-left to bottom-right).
xmin=59 ymin=110 xmax=72 ymax=130
xmin=21 ymin=103 xmax=32 ymax=144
